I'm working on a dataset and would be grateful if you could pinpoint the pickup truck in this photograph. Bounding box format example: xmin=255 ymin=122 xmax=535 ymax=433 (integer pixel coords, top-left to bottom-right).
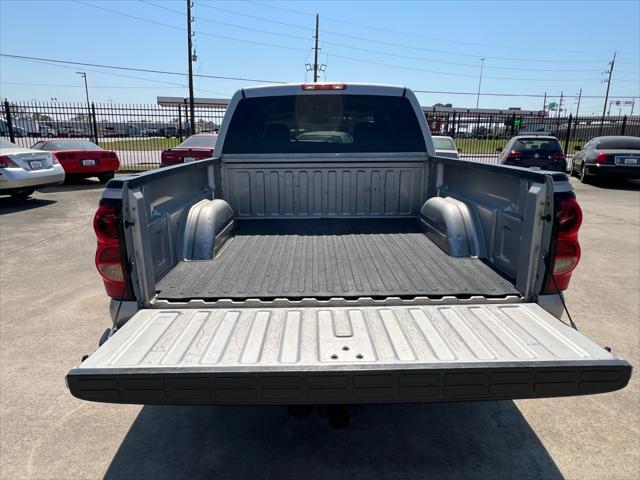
xmin=67 ymin=83 xmax=631 ymax=420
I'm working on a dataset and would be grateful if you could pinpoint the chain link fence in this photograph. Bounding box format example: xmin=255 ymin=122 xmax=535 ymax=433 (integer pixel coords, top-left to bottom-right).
xmin=2 ymin=99 xmax=638 ymax=171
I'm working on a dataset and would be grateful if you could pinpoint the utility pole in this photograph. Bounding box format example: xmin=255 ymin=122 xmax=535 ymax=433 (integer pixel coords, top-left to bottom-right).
xmin=186 ymin=0 xmax=196 ymax=134
xmin=76 ymin=72 xmax=90 ymax=109
xmin=313 ymin=14 xmax=319 ymax=82
xmin=557 ymin=91 xmax=564 ymax=118
xmin=542 ymin=91 xmax=547 ymax=112
xmin=476 ymin=57 xmax=485 ymax=109
xmin=575 ymin=88 xmax=582 ymax=117
xmin=599 ymin=51 xmax=616 ymax=135
xmin=631 ymin=99 xmax=635 ymax=116
xmin=76 ymin=71 xmax=96 ymax=142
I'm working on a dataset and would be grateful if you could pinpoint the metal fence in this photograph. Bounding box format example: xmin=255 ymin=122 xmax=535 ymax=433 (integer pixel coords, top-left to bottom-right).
xmin=424 ymin=109 xmax=640 ymax=164
xmin=2 ymin=99 xmax=226 ymax=171
xmin=2 ymin=99 xmax=639 ymax=171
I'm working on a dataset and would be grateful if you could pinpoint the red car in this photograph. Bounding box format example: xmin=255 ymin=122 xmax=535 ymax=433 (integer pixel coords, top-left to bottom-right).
xmin=160 ymin=133 xmax=218 ymax=168
xmin=32 ymin=139 xmax=120 ymax=183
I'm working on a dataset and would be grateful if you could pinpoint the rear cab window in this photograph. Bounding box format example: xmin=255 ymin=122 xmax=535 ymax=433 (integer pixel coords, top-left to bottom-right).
xmin=433 ymin=137 xmax=456 ymax=150
xmin=222 ymin=94 xmax=426 ymax=154
xmin=596 ymin=137 xmax=640 ymax=150
xmin=177 ymin=135 xmax=218 ymax=148
xmin=513 ymin=137 xmax=563 ymax=152
xmin=41 ymin=140 xmax=101 ymax=150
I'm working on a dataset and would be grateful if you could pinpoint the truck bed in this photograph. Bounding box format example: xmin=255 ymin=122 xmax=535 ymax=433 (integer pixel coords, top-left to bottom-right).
xmin=156 ymin=219 xmax=519 ymax=301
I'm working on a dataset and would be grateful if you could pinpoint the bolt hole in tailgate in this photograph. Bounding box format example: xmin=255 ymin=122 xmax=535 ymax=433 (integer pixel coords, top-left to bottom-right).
xmin=67 ymin=303 xmax=630 ymax=405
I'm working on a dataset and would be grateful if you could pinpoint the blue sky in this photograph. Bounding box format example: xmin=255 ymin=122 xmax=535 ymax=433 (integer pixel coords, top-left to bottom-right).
xmin=1 ymin=0 xmax=639 ymax=113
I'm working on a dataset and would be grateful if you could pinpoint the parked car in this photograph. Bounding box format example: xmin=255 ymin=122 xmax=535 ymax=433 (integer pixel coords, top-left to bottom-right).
xmin=432 ymin=135 xmax=460 ymax=159
xmin=31 ymin=139 xmax=119 ymax=183
xmin=0 ymin=138 xmax=65 ymax=199
xmin=0 ymin=120 xmax=27 ymax=137
xmin=160 ymin=133 xmax=217 ymax=168
xmin=161 ymin=126 xmax=178 ymax=138
xmin=39 ymin=127 xmax=58 ymax=137
xmin=67 ymin=83 xmax=630 ymax=428
xmin=571 ymin=135 xmax=640 ymax=183
xmin=141 ymin=128 xmax=159 ymax=137
xmin=498 ymin=134 xmax=567 ymax=172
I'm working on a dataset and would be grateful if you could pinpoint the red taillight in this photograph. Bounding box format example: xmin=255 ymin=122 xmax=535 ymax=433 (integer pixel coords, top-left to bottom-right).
xmin=507 ymin=151 xmax=522 ymax=159
xmin=94 ymin=204 xmax=120 ymax=241
xmin=595 ymin=152 xmax=609 ymax=164
xmin=546 ymin=238 xmax=581 ymax=292
xmin=301 ymin=83 xmax=347 ymax=91
xmin=551 ymin=152 xmax=565 ymax=160
xmin=0 ymin=155 xmax=18 ymax=168
xmin=543 ymin=193 xmax=582 ymax=294
xmin=557 ymin=196 xmax=582 ymax=234
xmin=93 ymin=202 xmax=133 ymax=299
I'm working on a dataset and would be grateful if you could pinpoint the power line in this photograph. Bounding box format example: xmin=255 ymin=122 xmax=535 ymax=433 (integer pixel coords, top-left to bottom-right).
xmin=195 ymin=3 xmax=640 ymax=73
xmin=201 ymin=4 xmax=632 ymax=73
xmin=142 ymin=0 xmax=311 ymax=42
xmin=327 ymin=53 xmax=604 ymax=82
xmin=0 ymin=81 xmax=192 ymax=89
xmin=248 ymin=0 xmax=618 ymax=56
xmin=1 ymin=56 xmax=230 ymax=95
xmin=155 ymin=1 xmax=599 ymax=73
xmin=200 ymin=2 xmax=628 ymax=65
xmin=2 ymin=53 xmax=637 ymax=101
xmin=72 ymin=0 xmax=307 ymax=53
xmin=0 ymin=53 xmax=287 ymax=84
xmin=412 ymin=89 xmax=637 ymax=100
xmin=76 ymin=0 xmax=637 ymax=82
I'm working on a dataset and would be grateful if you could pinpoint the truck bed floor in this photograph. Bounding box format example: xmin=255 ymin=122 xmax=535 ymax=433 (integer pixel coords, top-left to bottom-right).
xmin=156 ymin=219 xmax=519 ymax=300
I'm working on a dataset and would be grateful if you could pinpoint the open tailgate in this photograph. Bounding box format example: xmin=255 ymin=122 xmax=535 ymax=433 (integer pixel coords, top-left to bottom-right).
xmin=67 ymin=304 xmax=631 ymax=405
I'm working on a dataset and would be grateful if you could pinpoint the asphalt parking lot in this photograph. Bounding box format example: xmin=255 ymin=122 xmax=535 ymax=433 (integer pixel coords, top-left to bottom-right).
xmin=0 ymin=176 xmax=638 ymax=480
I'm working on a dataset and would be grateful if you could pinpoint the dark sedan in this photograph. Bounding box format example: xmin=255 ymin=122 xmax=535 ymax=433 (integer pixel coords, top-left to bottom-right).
xmin=571 ymin=135 xmax=640 ymax=183
xmin=498 ymin=135 xmax=567 ymax=172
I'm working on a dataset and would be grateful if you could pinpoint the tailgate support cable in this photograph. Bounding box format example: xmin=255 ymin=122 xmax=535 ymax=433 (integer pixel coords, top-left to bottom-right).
xmin=552 ymin=274 xmax=577 ymax=330
xmin=544 ymin=253 xmax=577 ymax=330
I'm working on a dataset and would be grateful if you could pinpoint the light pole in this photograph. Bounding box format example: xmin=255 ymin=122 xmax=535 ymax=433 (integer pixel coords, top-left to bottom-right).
xmin=76 ymin=71 xmax=90 ymax=108
xmin=476 ymin=58 xmax=485 ymax=109
xmin=76 ymin=71 xmax=96 ymax=143
xmin=574 ymin=88 xmax=582 ymax=117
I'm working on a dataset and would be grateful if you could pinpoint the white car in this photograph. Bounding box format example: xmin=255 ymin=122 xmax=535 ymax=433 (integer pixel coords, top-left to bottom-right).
xmin=0 ymin=138 xmax=65 ymax=200
xmin=432 ymin=135 xmax=460 ymax=159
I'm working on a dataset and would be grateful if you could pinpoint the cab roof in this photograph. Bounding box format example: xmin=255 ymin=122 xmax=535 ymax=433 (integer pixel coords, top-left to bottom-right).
xmin=240 ymin=83 xmax=407 ymax=98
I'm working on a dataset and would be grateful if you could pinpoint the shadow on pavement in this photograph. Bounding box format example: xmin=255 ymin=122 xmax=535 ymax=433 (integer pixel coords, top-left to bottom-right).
xmin=589 ymin=178 xmax=640 ymax=191
xmin=104 ymin=402 xmax=562 ymax=480
xmin=0 ymin=196 xmax=57 ymax=214
xmin=40 ymin=178 xmax=105 ymax=192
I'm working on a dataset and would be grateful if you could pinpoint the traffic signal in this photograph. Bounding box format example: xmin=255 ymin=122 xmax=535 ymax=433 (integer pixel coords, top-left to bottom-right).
xmin=514 ymin=118 xmax=522 ymax=128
